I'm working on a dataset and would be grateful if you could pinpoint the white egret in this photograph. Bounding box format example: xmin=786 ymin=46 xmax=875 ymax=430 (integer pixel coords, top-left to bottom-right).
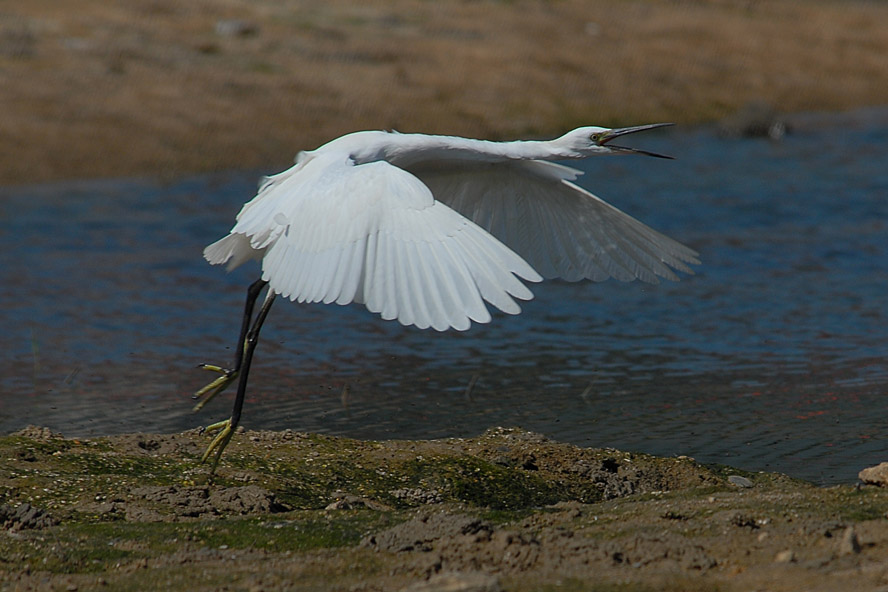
xmin=193 ymin=123 xmax=699 ymax=471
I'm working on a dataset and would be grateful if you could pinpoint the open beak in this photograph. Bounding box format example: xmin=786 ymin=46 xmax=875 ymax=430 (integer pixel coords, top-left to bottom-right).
xmin=598 ymin=123 xmax=674 ymax=159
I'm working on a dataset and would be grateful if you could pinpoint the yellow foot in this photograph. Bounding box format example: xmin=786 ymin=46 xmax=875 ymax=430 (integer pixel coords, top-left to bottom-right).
xmin=192 ymin=364 xmax=238 ymax=412
xmin=199 ymin=418 xmax=235 ymax=474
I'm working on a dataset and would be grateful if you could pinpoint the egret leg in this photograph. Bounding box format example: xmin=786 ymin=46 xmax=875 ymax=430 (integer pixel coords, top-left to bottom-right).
xmin=200 ymin=283 xmax=275 ymax=473
xmin=192 ymin=278 xmax=268 ymax=411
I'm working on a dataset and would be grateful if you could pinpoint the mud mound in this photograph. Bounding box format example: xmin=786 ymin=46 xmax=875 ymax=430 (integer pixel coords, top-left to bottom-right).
xmin=0 ymin=503 xmax=57 ymax=531
xmin=2 ymin=427 xmax=884 ymax=592
xmin=363 ymin=504 xmax=717 ymax=577
xmin=82 ymin=485 xmax=290 ymax=522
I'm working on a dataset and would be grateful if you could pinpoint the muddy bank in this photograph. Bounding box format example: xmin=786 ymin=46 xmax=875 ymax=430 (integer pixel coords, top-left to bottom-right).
xmin=2 ymin=426 xmax=888 ymax=591
xmin=3 ymin=0 xmax=888 ymax=184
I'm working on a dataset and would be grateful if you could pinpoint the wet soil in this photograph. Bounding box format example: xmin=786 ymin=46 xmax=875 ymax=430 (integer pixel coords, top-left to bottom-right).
xmin=3 ymin=426 xmax=888 ymax=591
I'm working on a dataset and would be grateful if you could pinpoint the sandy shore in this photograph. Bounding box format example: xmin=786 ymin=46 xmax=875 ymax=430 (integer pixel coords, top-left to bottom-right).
xmin=3 ymin=427 xmax=888 ymax=592
xmin=2 ymin=0 xmax=888 ymax=184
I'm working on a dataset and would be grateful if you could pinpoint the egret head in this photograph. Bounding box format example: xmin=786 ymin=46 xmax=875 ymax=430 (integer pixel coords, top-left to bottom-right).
xmin=564 ymin=123 xmax=674 ymax=159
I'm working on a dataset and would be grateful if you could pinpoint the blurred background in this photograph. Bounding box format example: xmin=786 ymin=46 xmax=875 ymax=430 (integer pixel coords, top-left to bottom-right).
xmin=1 ymin=0 xmax=887 ymax=184
xmin=2 ymin=1 xmax=888 ymax=485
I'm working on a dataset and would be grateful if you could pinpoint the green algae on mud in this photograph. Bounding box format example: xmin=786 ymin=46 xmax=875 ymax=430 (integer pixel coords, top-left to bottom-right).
xmin=3 ymin=426 xmax=888 ymax=592
xmin=0 ymin=426 xmax=729 ymax=514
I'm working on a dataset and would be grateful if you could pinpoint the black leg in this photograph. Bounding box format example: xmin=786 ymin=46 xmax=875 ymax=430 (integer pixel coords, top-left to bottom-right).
xmin=192 ymin=278 xmax=269 ymax=410
xmin=198 ymin=279 xmax=275 ymax=473
xmin=230 ymin=278 xmax=270 ymax=373
xmin=228 ymin=286 xmax=275 ymax=431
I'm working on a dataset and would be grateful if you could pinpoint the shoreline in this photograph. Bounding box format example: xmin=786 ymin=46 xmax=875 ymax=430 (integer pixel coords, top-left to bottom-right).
xmin=3 ymin=0 xmax=888 ymax=184
xmin=3 ymin=426 xmax=888 ymax=591
xmin=1 ymin=104 xmax=886 ymax=190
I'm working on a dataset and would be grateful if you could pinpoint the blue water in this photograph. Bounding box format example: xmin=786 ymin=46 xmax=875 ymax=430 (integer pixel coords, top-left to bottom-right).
xmin=2 ymin=108 xmax=887 ymax=485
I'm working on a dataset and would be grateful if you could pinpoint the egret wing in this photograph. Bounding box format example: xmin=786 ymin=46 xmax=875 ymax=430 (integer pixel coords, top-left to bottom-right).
xmin=206 ymin=153 xmax=541 ymax=331
xmin=408 ymin=160 xmax=699 ymax=283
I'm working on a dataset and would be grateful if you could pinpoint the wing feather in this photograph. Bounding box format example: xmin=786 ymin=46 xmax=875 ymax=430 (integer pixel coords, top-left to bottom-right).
xmin=205 ymin=144 xmax=696 ymax=331
xmin=408 ymin=160 xmax=698 ymax=283
xmin=207 ymin=153 xmax=537 ymax=330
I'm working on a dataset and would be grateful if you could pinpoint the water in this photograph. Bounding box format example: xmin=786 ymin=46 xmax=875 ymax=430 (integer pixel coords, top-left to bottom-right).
xmin=2 ymin=109 xmax=887 ymax=485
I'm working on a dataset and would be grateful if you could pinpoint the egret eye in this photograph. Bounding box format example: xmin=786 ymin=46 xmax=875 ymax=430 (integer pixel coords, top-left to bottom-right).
xmin=590 ymin=132 xmax=604 ymax=144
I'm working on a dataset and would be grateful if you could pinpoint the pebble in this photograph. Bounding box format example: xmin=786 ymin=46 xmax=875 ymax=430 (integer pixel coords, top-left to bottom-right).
xmin=838 ymin=526 xmax=861 ymax=555
xmin=718 ymin=101 xmax=790 ymax=139
xmin=325 ymin=495 xmax=390 ymax=511
xmin=399 ymin=571 xmax=501 ymax=592
xmin=727 ymin=475 xmax=754 ymax=488
xmin=215 ymin=19 xmax=258 ymax=37
xmin=774 ymin=550 xmax=795 ymax=563
xmin=858 ymin=462 xmax=888 ymax=486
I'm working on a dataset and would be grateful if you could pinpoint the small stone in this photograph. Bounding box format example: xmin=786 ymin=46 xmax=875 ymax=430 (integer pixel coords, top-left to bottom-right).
xmin=0 ymin=502 xmax=57 ymax=530
xmin=718 ymin=101 xmax=790 ymax=139
xmin=730 ymin=513 xmax=758 ymax=529
xmin=325 ymin=495 xmax=389 ymax=511
xmin=859 ymin=462 xmax=888 ymax=486
xmin=728 ymin=475 xmax=754 ymax=488
xmin=215 ymin=19 xmax=258 ymax=37
xmin=838 ymin=526 xmax=861 ymax=555
xmin=774 ymin=550 xmax=795 ymax=563
xmin=399 ymin=571 xmax=501 ymax=592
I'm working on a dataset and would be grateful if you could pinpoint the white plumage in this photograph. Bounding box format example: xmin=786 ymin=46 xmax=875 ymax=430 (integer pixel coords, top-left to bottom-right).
xmin=204 ymin=126 xmax=699 ymax=332
xmin=194 ymin=123 xmax=700 ymax=472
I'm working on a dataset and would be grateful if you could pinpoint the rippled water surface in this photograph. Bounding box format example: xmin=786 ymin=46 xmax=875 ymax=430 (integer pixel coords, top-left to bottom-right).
xmin=2 ymin=109 xmax=887 ymax=485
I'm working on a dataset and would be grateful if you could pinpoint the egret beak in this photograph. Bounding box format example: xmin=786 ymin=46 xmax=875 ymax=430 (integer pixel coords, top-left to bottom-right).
xmin=598 ymin=123 xmax=674 ymax=159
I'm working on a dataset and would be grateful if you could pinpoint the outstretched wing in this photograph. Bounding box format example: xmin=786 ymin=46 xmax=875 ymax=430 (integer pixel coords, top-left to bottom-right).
xmin=205 ymin=152 xmax=541 ymax=331
xmin=407 ymin=160 xmax=699 ymax=283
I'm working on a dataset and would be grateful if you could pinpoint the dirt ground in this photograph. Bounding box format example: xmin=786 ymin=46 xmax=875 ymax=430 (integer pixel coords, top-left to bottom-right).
xmin=2 ymin=426 xmax=888 ymax=592
xmin=2 ymin=0 xmax=888 ymax=184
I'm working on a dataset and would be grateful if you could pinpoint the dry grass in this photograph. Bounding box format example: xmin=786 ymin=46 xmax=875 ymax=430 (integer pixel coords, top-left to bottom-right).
xmin=1 ymin=0 xmax=887 ymax=184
